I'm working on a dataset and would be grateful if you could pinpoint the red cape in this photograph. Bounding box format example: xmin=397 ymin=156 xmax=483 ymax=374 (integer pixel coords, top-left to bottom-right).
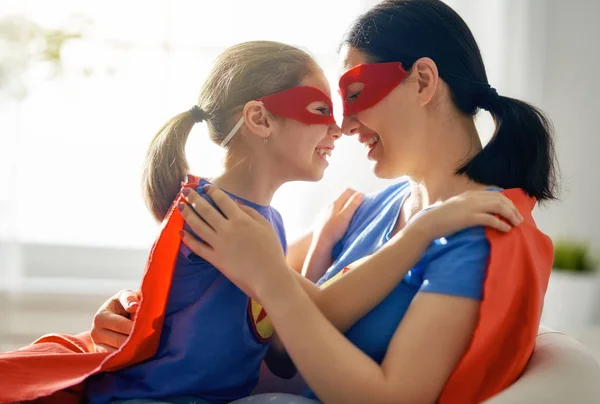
xmin=439 ymin=189 xmax=553 ymax=403
xmin=0 ymin=175 xmax=202 ymax=404
xmin=0 ymin=186 xmax=552 ymax=404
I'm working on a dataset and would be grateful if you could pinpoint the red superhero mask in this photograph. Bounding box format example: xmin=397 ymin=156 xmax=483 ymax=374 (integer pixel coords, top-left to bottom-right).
xmin=339 ymin=62 xmax=408 ymax=116
xmin=220 ymin=86 xmax=336 ymax=147
xmin=258 ymin=86 xmax=335 ymax=125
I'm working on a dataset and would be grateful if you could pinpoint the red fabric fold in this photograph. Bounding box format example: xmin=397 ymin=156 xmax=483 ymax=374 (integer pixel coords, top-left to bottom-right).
xmin=0 ymin=186 xmax=552 ymax=404
xmin=0 ymin=175 xmax=201 ymax=404
xmin=439 ymin=189 xmax=553 ymax=403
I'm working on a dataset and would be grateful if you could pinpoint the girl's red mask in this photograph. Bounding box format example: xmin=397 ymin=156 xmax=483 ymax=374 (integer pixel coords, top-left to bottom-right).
xmin=258 ymin=86 xmax=335 ymax=125
xmin=220 ymin=86 xmax=336 ymax=147
xmin=339 ymin=62 xmax=408 ymax=116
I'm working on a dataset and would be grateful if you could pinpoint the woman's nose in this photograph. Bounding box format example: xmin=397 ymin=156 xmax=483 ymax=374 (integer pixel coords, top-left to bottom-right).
xmin=341 ymin=115 xmax=360 ymax=136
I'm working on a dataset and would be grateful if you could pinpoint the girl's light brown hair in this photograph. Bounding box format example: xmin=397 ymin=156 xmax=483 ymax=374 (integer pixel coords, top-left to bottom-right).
xmin=142 ymin=41 xmax=316 ymax=222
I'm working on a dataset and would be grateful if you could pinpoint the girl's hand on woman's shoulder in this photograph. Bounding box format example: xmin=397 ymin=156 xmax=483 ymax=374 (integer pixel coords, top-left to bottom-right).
xmin=406 ymin=190 xmax=523 ymax=241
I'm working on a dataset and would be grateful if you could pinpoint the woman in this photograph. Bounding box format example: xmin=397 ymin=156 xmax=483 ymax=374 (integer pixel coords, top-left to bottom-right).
xmin=93 ymin=0 xmax=558 ymax=402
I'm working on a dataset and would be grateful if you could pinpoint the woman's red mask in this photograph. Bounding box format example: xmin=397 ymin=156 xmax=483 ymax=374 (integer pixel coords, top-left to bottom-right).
xmin=258 ymin=86 xmax=335 ymax=125
xmin=338 ymin=62 xmax=408 ymax=116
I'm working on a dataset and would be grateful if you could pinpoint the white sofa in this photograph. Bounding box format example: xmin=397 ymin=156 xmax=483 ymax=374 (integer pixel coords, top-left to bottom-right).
xmin=485 ymin=327 xmax=600 ymax=403
xmin=243 ymin=327 xmax=600 ymax=404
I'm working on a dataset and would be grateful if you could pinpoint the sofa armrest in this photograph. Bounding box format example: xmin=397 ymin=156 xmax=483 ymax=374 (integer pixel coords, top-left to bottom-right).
xmin=484 ymin=328 xmax=600 ymax=403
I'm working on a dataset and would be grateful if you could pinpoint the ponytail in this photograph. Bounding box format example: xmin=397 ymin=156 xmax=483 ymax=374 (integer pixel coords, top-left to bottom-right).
xmin=344 ymin=0 xmax=560 ymax=202
xmin=142 ymin=106 xmax=206 ymax=222
xmin=141 ymin=42 xmax=316 ymax=222
xmin=456 ymin=94 xmax=559 ymax=202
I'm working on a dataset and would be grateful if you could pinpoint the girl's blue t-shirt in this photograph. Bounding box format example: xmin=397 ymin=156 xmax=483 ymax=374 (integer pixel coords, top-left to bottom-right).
xmin=87 ymin=179 xmax=287 ymax=404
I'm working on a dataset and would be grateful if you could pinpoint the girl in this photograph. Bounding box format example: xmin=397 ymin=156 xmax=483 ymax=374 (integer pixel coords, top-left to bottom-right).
xmin=85 ymin=40 xmax=342 ymax=404
xmin=86 ymin=38 xmax=520 ymax=404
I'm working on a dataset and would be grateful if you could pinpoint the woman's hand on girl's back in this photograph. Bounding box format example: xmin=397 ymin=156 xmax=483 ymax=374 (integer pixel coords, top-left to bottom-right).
xmin=90 ymin=289 xmax=140 ymax=352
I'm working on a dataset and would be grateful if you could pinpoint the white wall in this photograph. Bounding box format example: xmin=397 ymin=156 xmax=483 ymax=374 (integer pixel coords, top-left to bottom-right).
xmin=2 ymin=0 xmax=598 ymax=292
xmin=532 ymin=0 xmax=600 ymax=253
xmin=459 ymin=0 xmax=600 ymax=253
xmin=351 ymin=0 xmax=600 ymax=256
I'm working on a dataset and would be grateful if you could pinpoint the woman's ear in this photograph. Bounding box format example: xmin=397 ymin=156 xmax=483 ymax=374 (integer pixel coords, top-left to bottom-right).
xmin=412 ymin=57 xmax=440 ymax=107
xmin=243 ymin=101 xmax=272 ymax=140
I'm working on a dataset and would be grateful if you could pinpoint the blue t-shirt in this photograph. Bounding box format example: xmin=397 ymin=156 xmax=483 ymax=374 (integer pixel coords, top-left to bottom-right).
xmin=305 ymin=179 xmax=490 ymax=399
xmin=87 ymin=179 xmax=287 ymax=404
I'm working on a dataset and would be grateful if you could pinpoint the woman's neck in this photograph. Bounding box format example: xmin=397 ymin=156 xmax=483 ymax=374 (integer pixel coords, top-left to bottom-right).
xmin=210 ymin=154 xmax=283 ymax=207
xmin=402 ymin=112 xmax=490 ymax=223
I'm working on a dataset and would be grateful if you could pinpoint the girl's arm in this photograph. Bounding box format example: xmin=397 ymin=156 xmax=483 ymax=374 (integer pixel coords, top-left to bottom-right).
xmin=300 ymin=234 xmax=334 ymax=282
xmin=262 ymin=269 xmax=479 ymax=404
xmin=265 ymin=225 xmax=431 ymax=378
xmin=269 ymin=190 xmax=521 ymax=336
xmin=262 ymin=216 xmax=500 ymax=401
xmin=295 ymin=225 xmax=430 ymax=331
xmin=285 ymin=231 xmax=313 ymax=273
xmin=301 ymin=188 xmax=363 ymax=281
xmin=285 ymin=188 xmax=362 ymax=277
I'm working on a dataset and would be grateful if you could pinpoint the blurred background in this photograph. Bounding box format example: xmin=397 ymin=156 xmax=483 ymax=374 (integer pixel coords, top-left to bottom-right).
xmin=0 ymin=0 xmax=598 ymax=357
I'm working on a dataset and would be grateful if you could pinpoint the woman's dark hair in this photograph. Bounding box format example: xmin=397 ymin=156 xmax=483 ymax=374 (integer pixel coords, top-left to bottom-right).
xmin=344 ymin=0 xmax=559 ymax=201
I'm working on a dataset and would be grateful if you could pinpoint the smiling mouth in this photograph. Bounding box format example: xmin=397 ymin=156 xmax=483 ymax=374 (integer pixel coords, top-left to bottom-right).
xmin=363 ymin=134 xmax=380 ymax=149
xmin=315 ymin=148 xmax=332 ymax=160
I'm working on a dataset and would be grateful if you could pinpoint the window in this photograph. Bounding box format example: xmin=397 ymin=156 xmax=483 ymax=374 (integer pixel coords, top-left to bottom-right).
xmin=0 ymin=0 xmax=507 ymax=290
xmin=0 ymin=0 xmax=383 ymax=250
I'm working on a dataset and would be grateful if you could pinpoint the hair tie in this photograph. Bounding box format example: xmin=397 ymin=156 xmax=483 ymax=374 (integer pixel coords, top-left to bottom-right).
xmin=477 ymin=86 xmax=499 ymax=111
xmin=189 ymin=105 xmax=206 ymax=123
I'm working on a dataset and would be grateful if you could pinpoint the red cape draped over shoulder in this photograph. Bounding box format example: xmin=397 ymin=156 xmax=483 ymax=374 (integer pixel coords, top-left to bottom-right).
xmin=439 ymin=189 xmax=553 ymax=403
xmin=0 ymin=175 xmax=202 ymax=404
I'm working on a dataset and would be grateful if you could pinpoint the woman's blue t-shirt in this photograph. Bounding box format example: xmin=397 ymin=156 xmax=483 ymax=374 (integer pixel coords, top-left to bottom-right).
xmin=305 ymin=179 xmax=491 ymax=399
